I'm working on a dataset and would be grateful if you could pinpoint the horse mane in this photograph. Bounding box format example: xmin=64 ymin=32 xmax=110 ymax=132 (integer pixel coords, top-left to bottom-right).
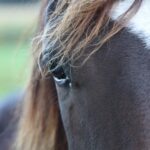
xmin=14 ymin=0 xmax=142 ymax=150
xmin=14 ymin=1 xmax=67 ymax=150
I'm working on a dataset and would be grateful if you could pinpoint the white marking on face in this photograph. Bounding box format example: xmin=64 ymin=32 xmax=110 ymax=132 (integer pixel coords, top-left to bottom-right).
xmin=111 ymin=0 xmax=150 ymax=49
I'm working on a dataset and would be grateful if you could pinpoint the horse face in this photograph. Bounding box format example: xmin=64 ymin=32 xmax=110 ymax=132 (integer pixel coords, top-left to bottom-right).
xmin=44 ymin=1 xmax=150 ymax=149
xmin=52 ymin=28 xmax=150 ymax=150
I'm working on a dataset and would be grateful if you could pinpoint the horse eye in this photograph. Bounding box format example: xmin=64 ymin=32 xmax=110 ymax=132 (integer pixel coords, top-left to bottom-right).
xmin=38 ymin=51 xmax=71 ymax=86
xmin=49 ymin=65 xmax=70 ymax=86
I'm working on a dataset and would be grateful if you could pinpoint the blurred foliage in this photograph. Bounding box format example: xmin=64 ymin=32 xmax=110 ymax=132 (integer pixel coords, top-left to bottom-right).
xmin=0 ymin=44 xmax=30 ymax=96
xmin=0 ymin=4 xmax=39 ymax=97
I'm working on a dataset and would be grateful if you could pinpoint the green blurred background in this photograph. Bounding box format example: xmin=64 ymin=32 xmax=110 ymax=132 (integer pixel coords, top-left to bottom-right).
xmin=0 ymin=1 xmax=40 ymax=98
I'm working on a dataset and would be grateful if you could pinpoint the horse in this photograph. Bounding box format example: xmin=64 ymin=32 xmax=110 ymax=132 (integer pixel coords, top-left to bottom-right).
xmin=0 ymin=0 xmax=150 ymax=150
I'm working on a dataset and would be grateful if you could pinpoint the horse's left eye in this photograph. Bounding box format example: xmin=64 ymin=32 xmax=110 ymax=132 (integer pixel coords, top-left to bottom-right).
xmin=49 ymin=65 xmax=70 ymax=86
xmin=38 ymin=51 xmax=70 ymax=86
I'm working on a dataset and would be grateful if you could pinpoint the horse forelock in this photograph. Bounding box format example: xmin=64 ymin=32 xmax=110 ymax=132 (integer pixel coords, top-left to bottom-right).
xmin=40 ymin=0 xmax=143 ymax=72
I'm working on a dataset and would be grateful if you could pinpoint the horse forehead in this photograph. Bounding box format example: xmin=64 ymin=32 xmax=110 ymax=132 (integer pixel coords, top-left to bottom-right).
xmin=111 ymin=0 xmax=150 ymax=49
